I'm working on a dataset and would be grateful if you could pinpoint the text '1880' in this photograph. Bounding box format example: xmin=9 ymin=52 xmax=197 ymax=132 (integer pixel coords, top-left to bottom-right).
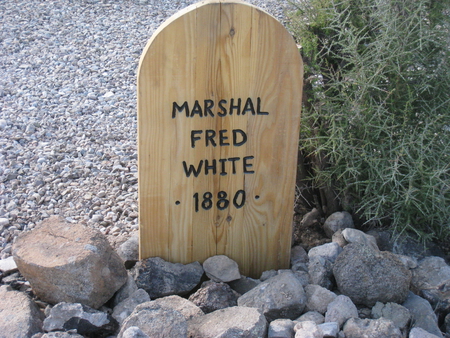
xmin=192 ymin=190 xmax=247 ymax=212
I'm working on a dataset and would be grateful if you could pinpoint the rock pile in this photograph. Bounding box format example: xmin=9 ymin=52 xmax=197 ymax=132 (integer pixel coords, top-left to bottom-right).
xmin=1 ymin=214 xmax=450 ymax=337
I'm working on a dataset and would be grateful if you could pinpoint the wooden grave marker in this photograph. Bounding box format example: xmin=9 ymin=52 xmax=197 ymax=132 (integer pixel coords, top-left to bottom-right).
xmin=138 ymin=0 xmax=303 ymax=278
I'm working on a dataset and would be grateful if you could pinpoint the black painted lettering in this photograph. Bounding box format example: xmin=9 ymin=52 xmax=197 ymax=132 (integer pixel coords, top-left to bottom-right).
xmin=193 ymin=192 xmax=199 ymax=212
xmin=232 ymin=129 xmax=247 ymax=146
xmin=183 ymin=160 xmax=203 ymax=177
xmin=217 ymin=191 xmax=229 ymax=210
xmin=233 ymin=190 xmax=246 ymax=208
xmin=242 ymin=97 xmax=256 ymax=115
xmin=219 ymin=130 xmax=230 ymax=146
xmin=218 ymin=99 xmax=227 ymax=116
xmin=204 ymin=99 xmax=214 ymax=117
xmin=202 ymin=192 xmax=213 ymax=210
xmin=191 ymin=130 xmax=202 ymax=148
xmin=204 ymin=159 xmax=217 ymax=175
xmin=230 ymin=98 xmax=241 ymax=115
xmin=173 ymin=98 xmax=267 ymax=118
xmin=219 ymin=158 xmax=227 ymax=176
xmin=190 ymin=100 xmax=203 ymax=117
xmin=172 ymin=101 xmax=189 ymax=118
xmin=228 ymin=157 xmax=240 ymax=174
xmin=257 ymin=97 xmax=269 ymax=115
xmin=184 ymin=157 xmax=256 ymax=177
xmin=205 ymin=130 xmax=217 ymax=147
xmin=243 ymin=156 xmax=255 ymax=174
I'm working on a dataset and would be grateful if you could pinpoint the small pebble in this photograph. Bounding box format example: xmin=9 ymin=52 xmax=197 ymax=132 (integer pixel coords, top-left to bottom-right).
xmin=0 ymin=218 xmax=9 ymax=228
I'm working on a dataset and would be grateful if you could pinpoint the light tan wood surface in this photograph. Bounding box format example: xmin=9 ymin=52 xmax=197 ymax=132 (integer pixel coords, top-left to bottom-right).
xmin=138 ymin=0 xmax=303 ymax=278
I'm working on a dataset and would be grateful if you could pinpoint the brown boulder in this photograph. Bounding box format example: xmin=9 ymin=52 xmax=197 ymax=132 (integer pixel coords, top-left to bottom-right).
xmin=13 ymin=216 xmax=127 ymax=309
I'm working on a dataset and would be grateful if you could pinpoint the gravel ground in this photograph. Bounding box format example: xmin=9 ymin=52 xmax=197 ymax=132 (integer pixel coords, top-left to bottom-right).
xmin=0 ymin=0 xmax=294 ymax=259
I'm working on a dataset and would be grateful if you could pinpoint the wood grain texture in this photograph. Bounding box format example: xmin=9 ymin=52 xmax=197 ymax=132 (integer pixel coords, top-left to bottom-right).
xmin=138 ymin=0 xmax=303 ymax=278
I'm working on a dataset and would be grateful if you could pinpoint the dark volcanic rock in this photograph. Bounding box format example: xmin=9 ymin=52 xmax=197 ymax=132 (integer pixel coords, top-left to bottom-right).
xmin=189 ymin=281 xmax=239 ymax=313
xmin=131 ymin=257 xmax=203 ymax=298
xmin=43 ymin=302 xmax=118 ymax=338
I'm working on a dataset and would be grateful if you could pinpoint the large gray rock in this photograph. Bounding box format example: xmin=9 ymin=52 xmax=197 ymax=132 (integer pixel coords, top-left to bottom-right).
xmin=203 ymin=255 xmax=241 ymax=282
xmin=318 ymin=322 xmax=339 ymax=338
xmin=324 ymin=295 xmax=358 ymax=328
xmin=333 ymin=243 xmax=411 ymax=306
xmin=112 ymin=288 xmax=150 ymax=324
xmin=131 ymin=257 xmax=203 ymax=298
xmin=187 ymin=306 xmax=267 ymax=338
xmin=238 ymin=270 xmax=306 ymax=321
xmin=409 ymin=327 xmax=442 ymax=338
xmin=308 ymin=255 xmax=334 ymax=289
xmin=323 ymin=211 xmax=354 ymax=238
xmin=138 ymin=295 xmax=204 ymax=321
xmin=228 ymin=275 xmax=261 ymax=295
xmin=308 ymin=242 xmax=342 ymax=263
xmin=304 ymin=284 xmax=337 ymax=314
xmin=117 ymin=304 xmax=188 ymax=338
xmin=188 ymin=281 xmax=239 ymax=313
xmin=42 ymin=302 xmax=118 ymax=337
xmin=411 ymin=256 xmax=450 ymax=314
xmin=293 ymin=321 xmax=323 ymax=338
xmin=342 ymin=317 xmax=402 ymax=338
xmin=402 ymin=292 xmax=443 ymax=338
xmin=307 ymin=243 xmax=342 ymax=290
xmin=371 ymin=302 xmax=411 ymax=332
xmin=12 ymin=216 xmax=127 ymax=309
xmin=268 ymin=319 xmax=295 ymax=338
xmin=0 ymin=285 xmax=44 ymax=338
xmin=290 ymin=245 xmax=309 ymax=272
xmin=111 ymin=273 xmax=139 ymax=308
xmin=296 ymin=311 xmax=325 ymax=324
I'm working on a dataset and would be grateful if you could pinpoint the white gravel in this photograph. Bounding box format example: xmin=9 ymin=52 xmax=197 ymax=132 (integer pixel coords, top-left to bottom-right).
xmin=0 ymin=0 xmax=294 ymax=259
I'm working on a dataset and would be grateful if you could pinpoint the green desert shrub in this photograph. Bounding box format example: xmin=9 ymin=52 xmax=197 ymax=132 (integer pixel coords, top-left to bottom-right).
xmin=289 ymin=0 xmax=450 ymax=239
